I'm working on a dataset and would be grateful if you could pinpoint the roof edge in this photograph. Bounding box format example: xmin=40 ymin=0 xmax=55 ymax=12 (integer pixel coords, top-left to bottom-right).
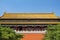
xmin=4 ymin=12 xmax=54 ymax=14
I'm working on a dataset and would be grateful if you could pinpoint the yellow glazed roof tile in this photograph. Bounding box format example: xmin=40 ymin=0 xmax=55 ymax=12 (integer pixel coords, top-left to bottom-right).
xmin=0 ymin=22 xmax=60 ymax=24
xmin=0 ymin=12 xmax=57 ymax=18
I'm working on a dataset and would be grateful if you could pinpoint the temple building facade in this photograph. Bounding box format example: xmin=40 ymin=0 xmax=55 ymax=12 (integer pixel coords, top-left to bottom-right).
xmin=0 ymin=12 xmax=60 ymax=40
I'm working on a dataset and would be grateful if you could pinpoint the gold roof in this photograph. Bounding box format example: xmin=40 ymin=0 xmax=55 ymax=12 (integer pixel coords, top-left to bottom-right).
xmin=0 ymin=22 xmax=60 ymax=24
xmin=0 ymin=12 xmax=57 ymax=19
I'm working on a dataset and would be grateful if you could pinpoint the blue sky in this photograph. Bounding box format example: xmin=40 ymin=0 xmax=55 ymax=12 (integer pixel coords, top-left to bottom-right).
xmin=0 ymin=0 xmax=60 ymax=16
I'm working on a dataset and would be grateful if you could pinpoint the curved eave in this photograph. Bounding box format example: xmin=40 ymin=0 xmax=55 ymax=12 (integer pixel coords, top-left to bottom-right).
xmin=0 ymin=17 xmax=60 ymax=19
xmin=0 ymin=22 xmax=60 ymax=24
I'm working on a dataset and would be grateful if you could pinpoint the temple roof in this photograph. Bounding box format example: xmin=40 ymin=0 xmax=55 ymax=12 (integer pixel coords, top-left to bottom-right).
xmin=0 ymin=12 xmax=58 ymax=19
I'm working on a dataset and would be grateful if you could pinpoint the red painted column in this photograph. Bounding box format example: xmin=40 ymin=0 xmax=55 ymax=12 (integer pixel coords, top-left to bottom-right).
xmin=15 ymin=26 xmax=19 ymax=31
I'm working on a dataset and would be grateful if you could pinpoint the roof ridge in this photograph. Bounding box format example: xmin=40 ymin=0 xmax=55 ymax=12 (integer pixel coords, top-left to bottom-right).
xmin=4 ymin=12 xmax=54 ymax=14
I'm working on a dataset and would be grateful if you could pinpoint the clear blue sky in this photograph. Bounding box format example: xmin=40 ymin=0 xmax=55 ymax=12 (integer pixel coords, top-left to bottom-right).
xmin=0 ymin=0 xmax=60 ymax=16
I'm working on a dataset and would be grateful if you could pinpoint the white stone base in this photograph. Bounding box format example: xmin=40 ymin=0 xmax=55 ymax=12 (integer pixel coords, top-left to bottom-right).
xmin=14 ymin=30 xmax=46 ymax=34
